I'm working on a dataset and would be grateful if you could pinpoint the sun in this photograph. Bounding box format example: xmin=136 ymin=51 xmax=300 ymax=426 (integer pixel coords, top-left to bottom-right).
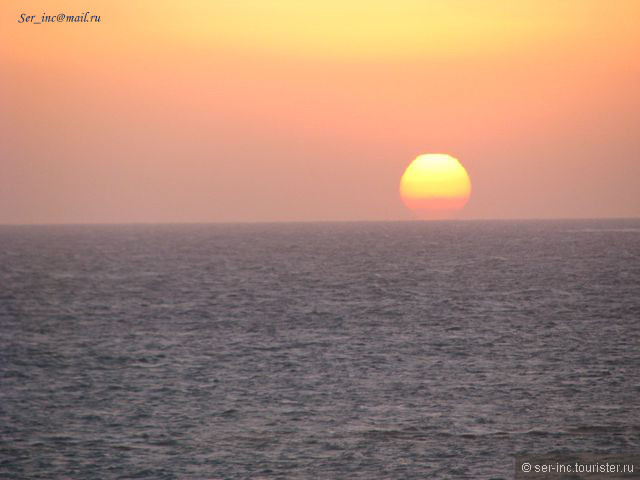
xmin=400 ymin=153 xmax=471 ymax=219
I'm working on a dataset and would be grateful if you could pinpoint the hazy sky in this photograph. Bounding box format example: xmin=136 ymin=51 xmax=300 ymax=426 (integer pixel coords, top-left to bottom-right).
xmin=2 ymin=0 xmax=639 ymax=223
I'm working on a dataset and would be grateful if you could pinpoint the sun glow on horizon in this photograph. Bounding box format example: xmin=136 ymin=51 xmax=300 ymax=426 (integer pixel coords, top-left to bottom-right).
xmin=400 ymin=154 xmax=471 ymax=219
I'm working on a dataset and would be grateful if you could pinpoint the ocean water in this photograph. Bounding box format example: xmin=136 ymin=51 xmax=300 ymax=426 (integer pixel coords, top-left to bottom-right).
xmin=1 ymin=219 xmax=639 ymax=479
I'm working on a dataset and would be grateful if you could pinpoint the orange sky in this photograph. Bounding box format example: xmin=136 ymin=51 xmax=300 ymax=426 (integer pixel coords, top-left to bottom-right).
xmin=2 ymin=0 xmax=639 ymax=223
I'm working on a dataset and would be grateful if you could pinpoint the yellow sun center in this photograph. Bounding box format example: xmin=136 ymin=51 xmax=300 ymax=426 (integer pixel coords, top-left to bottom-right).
xmin=400 ymin=153 xmax=471 ymax=219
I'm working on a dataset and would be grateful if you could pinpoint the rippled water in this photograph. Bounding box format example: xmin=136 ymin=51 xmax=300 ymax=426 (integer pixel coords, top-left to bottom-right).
xmin=1 ymin=220 xmax=639 ymax=479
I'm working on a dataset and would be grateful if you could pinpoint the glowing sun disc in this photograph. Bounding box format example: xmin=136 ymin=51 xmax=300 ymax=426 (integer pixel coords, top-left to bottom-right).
xmin=400 ymin=153 xmax=471 ymax=219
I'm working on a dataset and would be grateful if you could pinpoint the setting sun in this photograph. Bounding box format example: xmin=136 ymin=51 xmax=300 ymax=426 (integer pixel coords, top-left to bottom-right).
xmin=400 ymin=153 xmax=471 ymax=219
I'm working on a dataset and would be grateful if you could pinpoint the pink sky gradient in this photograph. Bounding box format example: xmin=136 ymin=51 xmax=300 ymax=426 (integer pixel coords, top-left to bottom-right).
xmin=2 ymin=0 xmax=639 ymax=223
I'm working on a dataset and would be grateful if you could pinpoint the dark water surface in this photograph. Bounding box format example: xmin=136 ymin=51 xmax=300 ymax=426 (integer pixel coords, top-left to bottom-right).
xmin=1 ymin=220 xmax=639 ymax=479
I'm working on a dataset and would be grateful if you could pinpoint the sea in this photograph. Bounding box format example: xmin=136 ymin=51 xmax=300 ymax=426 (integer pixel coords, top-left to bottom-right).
xmin=1 ymin=219 xmax=639 ymax=479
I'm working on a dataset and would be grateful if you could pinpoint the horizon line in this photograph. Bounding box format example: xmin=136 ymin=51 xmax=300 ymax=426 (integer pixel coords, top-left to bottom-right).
xmin=0 ymin=216 xmax=639 ymax=227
